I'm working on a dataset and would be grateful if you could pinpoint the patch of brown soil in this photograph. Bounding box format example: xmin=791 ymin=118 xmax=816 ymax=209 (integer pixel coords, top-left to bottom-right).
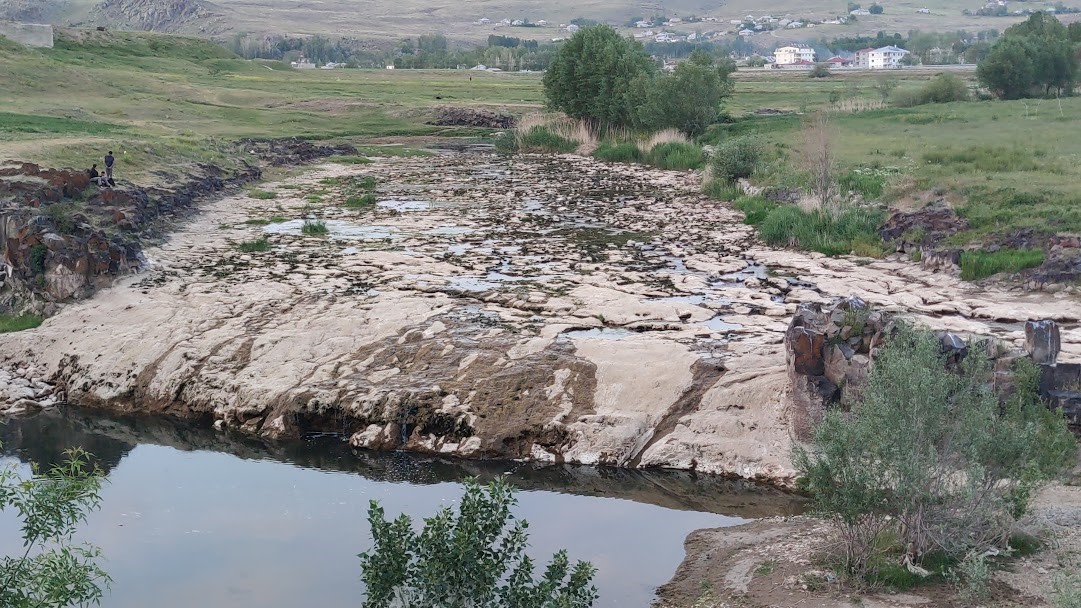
xmin=656 ymin=484 xmax=1081 ymax=608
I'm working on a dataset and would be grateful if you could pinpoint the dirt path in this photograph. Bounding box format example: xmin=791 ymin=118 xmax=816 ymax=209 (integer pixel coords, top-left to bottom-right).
xmin=656 ymin=483 xmax=1081 ymax=608
xmin=1 ymin=151 xmax=1078 ymax=481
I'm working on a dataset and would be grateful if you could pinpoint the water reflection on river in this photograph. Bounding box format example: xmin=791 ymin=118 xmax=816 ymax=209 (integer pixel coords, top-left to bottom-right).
xmin=0 ymin=409 xmax=803 ymax=607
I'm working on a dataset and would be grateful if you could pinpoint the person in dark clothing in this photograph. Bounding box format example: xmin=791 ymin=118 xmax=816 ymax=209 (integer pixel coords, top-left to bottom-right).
xmin=87 ymin=164 xmax=107 ymax=187
xmin=104 ymin=151 xmax=115 ymax=181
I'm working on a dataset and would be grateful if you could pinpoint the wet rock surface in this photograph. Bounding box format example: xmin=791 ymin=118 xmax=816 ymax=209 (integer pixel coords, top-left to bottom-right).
xmin=2 ymin=152 xmax=1080 ymax=481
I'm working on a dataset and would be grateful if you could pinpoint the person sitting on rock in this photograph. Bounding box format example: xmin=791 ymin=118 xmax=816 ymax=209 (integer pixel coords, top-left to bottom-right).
xmin=87 ymin=164 xmax=107 ymax=187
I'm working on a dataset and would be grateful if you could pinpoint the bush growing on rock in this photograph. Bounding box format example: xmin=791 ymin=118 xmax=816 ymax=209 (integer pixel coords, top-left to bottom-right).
xmin=710 ymin=136 xmax=763 ymax=184
xmin=794 ymin=326 xmax=1076 ymax=579
xmin=645 ymin=142 xmax=706 ymax=170
xmin=360 ymin=477 xmax=597 ymax=608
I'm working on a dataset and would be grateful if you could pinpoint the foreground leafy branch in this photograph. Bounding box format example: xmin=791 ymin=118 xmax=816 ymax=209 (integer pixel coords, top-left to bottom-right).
xmin=0 ymin=446 xmax=110 ymax=608
xmin=359 ymin=477 xmax=598 ymax=608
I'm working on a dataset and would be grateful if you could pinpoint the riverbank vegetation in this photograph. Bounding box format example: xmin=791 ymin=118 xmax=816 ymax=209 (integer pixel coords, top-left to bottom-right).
xmin=795 ymin=326 xmax=1077 ymax=593
xmin=0 ymin=445 xmax=110 ymax=608
xmin=360 ymin=478 xmax=597 ymax=608
xmin=0 ymin=313 xmax=44 ymax=333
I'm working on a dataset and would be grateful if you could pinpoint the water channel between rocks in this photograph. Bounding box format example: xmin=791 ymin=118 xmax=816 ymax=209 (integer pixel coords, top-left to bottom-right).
xmin=0 ymin=409 xmax=804 ymax=608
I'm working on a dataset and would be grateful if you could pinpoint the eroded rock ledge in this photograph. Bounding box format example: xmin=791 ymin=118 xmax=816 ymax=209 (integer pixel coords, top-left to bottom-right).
xmin=2 ymin=152 xmax=1079 ymax=483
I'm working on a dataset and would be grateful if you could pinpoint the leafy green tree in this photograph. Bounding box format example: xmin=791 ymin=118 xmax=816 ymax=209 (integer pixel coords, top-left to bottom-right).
xmin=794 ymin=326 xmax=1076 ymax=576
xmin=359 ymin=478 xmax=598 ymax=608
xmin=978 ymin=37 xmax=1038 ymax=99
xmin=636 ymin=51 xmax=735 ymax=136
xmin=1 ymin=447 xmax=109 ymax=608
xmin=542 ymin=25 xmax=656 ymax=128
xmin=978 ymin=12 xmax=1080 ymax=98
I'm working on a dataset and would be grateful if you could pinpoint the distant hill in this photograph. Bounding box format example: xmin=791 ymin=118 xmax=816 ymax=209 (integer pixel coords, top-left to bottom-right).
xmin=0 ymin=0 xmax=1054 ymax=42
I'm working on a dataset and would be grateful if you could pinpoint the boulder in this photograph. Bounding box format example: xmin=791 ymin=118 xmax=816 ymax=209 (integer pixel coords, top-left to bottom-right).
xmin=1025 ymin=320 xmax=1060 ymax=365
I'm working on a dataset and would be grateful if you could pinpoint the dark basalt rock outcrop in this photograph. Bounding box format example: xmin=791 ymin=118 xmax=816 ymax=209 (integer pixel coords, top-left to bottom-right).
xmin=1 ymin=161 xmax=260 ymax=311
xmin=236 ymin=138 xmax=358 ymax=166
xmin=879 ymin=204 xmax=968 ymax=254
xmin=429 ymin=107 xmax=516 ymax=129
xmin=786 ymin=299 xmax=1080 ymax=439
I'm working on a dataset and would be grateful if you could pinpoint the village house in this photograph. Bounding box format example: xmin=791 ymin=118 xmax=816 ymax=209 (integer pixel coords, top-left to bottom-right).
xmin=855 ymin=45 xmax=910 ymax=68
xmin=738 ymin=28 xmax=755 ymax=36
xmin=566 ymin=23 xmax=579 ymax=33
xmin=478 ymin=17 xmax=491 ymax=25
xmin=775 ymin=44 xmax=815 ymax=64
xmin=824 ymin=55 xmax=851 ymax=68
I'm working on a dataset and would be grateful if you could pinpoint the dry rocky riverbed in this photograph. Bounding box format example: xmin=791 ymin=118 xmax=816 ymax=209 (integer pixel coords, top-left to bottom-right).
xmin=2 ymin=150 xmax=1080 ymax=483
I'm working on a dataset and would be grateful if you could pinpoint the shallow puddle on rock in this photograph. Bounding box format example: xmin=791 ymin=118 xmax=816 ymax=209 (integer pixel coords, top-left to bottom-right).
xmin=263 ymin=220 xmax=399 ymax=241
xmin=716 ymin=263 xmax=769 ymax=284
xmin=445 ymin=277 xmax=502 ymax=292
xmin=561 ymin=328 xmax=637 ymax=340
xmin=377 ymin=200 xmax=436 ymax=212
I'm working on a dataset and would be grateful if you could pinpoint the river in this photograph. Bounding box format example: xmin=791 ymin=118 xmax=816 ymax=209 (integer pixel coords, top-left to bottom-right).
xmin=0 ymin=409 xmax=803 ymax=607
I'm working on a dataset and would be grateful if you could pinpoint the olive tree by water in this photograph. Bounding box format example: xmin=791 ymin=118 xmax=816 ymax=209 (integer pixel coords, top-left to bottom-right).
xmin=359 ymin=477 xmax=598 ymax=608
xmin=0 ymin=446 xmax=110 ymax=608
xmin=794 ymin=326 xmax=1076 ymax=577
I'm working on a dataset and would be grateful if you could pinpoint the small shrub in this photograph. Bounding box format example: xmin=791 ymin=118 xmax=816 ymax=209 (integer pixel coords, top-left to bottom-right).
xmin=0 ymin=313 xmax=44 ymax=333
xmin=237 ymin=238 xmax=270 ymax=253
xmin=809 ymin=63 xmax=832 ymax=78
xmin=757 ymin=205 xmax=886 ymax=256
xmin=345 ymin=193 xmax=377 ymax=208
xmin=703 ymin=179 xmax=743 ymax=202
xmin=960 ymin=248 xmax=1045 ymax=281
xmin=494 ymin=133 xmax=519 ymax=154
xmin=43 ymin=202 xmax=77 ymax=234
xmin=953 ymin=552 xmax=991 ymax=604
xmin=732 ymin=195 xmax=778 ymax=225
xmin=28 ymin=244 xmax=48 ymax=275
xmin=646 ymin=142 xmax=705 ymax=170
xmin=346 ymin=176 xmax=377 ymax=191
xmin=711 ymin=136 xmax=763 ymax=184
xmin=301 ymin=219 xmax=329 ymax=235
xmin=593 ymin=142 xmax=643 ymax=163
xmin=243 ymin=218 xmax=271 ymax=225
xmin=248 ymin=189 xmax=278 ymax=200
xmin=517 ymin=126 xmax=579 ymax=153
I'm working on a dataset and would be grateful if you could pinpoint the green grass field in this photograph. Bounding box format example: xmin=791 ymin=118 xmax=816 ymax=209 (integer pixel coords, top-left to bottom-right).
xmin=3 ymin=28 xmax=1077 ymax=250
xmin=0 ymin=30 xmax=542 ymax=181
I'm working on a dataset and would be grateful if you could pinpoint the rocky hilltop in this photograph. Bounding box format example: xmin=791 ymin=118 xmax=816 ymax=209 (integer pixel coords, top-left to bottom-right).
xmin=1 ymin=151 xmax=1079 ymax=484
xmin=90 ymin=0 xmax=228 ymax=35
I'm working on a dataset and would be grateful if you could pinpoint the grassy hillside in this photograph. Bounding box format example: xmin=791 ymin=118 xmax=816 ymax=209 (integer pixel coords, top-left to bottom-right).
xmin=2 ymin=0 xmax=1062 ymax=42
xmin=4 ymin=27 xmax=1080 ymax=248
xmin=0 ymin=29 xmax=543 ymax=181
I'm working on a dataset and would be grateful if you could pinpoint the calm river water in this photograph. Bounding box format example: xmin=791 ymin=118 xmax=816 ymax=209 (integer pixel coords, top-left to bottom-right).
xmin=0 ymin=409 xmax=802 ymax=607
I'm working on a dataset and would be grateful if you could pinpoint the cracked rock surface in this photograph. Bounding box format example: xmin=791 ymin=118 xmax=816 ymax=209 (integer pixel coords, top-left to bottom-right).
xmin=3 ymin=152 xmax=1079 ymax=483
